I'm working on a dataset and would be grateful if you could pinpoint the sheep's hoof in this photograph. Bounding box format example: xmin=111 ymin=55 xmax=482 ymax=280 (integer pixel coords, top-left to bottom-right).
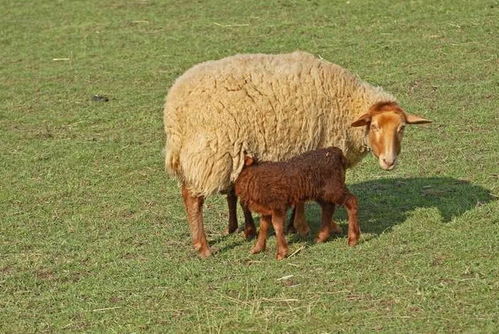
xmin=348 ymin=236 xmax=359 ymax=247
xmin=193 ymin=241 xmax=212 ymax=258
xmin=223 ymin=226 xmax=238 ymax=235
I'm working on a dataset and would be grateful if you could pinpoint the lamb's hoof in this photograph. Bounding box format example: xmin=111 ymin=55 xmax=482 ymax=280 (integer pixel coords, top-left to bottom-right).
xmin=315 ymin=236 xmax=328 ymax=243
xmin=244 ymin=226 xmax=257 ymax=240
xmin=275 ymin=251 xmax=288 ymax=260
xmin=331 ymin=224 xmax=343 ymax=234
xmin=250 ymin=245 xmax=265 ymax=254
xmin=296 ymin=226 xmax=310 ymax=238
xmin=315 ymin=229 xmax=331 ymax=243
xmin=291 ymin=216 xmax=310 ymax=237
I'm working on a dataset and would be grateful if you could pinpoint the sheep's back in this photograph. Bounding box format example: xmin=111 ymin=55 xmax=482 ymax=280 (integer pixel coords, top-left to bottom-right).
xmin=163 ymin=52 xmax=391 ymax=196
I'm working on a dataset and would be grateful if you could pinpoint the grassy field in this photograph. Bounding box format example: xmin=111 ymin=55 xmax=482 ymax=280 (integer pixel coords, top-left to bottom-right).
xmin=1 ymin=0 xmax=498 ymax=332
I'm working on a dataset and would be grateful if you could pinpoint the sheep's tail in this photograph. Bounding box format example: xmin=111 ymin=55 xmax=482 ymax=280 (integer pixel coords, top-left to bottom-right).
xmin=164 ymin=130 xmax=244 ymax=197
xmin=164 ymin=133 xmax=182 ymax=177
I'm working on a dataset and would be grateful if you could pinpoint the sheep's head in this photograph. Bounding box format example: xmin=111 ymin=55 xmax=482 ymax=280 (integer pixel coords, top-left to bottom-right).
xmin=351 ymin=102 xmax=431 ymax=171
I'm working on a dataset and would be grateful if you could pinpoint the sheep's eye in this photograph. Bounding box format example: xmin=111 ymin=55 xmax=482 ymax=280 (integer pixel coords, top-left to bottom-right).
xmin=398 ymin=126 xmax=405 ymax=133
xmin=371 ymin=124 xmax=379 ymax=131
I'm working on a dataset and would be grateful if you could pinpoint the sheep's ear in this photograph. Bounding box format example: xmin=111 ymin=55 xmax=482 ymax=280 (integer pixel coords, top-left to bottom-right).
xmin=351 ymin=113 xmax=371 ymax=127
xmin=405 ymin=113 xmax=432 ymax=124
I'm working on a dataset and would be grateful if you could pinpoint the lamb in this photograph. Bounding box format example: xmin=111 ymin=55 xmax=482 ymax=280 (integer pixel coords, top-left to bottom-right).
xmin=164 ymin=51 xmax=431 ymax=257
xmin=234 ymin=147 xmax=360 ymax=260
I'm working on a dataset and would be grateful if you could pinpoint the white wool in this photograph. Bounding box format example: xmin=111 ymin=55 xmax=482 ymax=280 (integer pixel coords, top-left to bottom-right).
xmin=164 ymin=51 xmax=396 ymax=196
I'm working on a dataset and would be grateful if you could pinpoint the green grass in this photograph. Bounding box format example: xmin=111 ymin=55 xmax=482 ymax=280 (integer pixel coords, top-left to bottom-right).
xmin=1 ymin=0 xmax=498 ymax=332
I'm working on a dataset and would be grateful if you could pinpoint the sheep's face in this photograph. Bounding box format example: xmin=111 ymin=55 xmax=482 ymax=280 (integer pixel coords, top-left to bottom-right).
xmin=351 ymin=102 xmax=431 ymax=171
xmin=367 ymin=111 xmax=405 ymax=170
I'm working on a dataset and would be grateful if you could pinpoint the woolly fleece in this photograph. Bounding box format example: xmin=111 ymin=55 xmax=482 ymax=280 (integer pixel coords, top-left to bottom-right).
xmin=164 ymin=51 xmax=396 ymax=196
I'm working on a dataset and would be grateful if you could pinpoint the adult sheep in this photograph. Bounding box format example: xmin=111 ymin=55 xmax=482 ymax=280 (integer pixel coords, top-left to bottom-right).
xmin=164 ymin=51 xmax=430 ymax=257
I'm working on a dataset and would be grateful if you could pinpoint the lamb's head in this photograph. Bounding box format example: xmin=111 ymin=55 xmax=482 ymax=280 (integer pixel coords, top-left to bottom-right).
xmin=351 ymin=102 xmax=431 ymax=171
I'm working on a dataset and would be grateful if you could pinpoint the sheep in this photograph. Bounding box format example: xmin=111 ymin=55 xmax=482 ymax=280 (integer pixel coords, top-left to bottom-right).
xmin=234 ymin=147 xmax=360 ymax=260
xmin=163 ymin=51 xmax=431 ymax=257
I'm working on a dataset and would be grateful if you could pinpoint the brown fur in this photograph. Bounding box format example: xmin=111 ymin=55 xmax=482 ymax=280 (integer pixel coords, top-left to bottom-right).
xmin=234 ymin=147 xmax=361 ymax=259
xmin=351 ymin=101 xmax=430 ymax=170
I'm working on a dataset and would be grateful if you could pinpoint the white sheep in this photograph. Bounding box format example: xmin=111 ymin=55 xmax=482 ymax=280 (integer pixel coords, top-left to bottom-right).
xmin=163 ymin=51 xmax=430 ymax=257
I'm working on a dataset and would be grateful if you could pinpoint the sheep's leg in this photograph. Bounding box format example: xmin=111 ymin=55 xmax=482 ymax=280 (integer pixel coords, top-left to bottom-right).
xmin=271 ymin=210 xmax=289 ymax=260
xmin=251 ymin=215 xmax=271 ymax=254
xmin=293 ymin=202 xmax=310 ymax=237
xmin=181 ymin=184 xmax=211 ymax=258
xmin=316 ymin=202 xmax=336 ymax=243
xmin=225 ymin=187 xmax=238 ymax=235
xmin=241 ymin=203 xmax=256 ymax=239
xmin=344 ymin=193 xmax=360 ymax=246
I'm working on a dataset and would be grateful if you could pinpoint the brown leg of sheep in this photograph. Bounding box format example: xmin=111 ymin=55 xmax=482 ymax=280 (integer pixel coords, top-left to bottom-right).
xmin=271 ymin=210 xmax=288 ymax=260
xmin=292 ymin=202 xmax=310 ymax=237
xmin=241 ymin=203 xmax=257 ymax=239
xmin=343 ymin=193 xmax=360 ymax=246
xmin=315 ymin=201 xmax=336 ymax=243
xmin=251 ymin=215 xmax=271 ymax=254
xmin=225 ymin=187 xmax=238 ymax=235
xmin=181 ymin=184 xmax=211 ymax=258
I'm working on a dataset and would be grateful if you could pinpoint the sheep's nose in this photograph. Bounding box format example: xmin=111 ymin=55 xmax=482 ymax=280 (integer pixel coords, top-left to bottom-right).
xmin=383 ymin=158 xmax=394 ymax=167
xmin=380 ymin=156 xmax=396 ymax=170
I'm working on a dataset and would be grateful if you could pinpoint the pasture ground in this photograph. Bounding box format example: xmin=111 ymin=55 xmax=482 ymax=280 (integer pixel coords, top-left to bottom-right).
xmin=1 ymin=0 xmax=498 ymax=332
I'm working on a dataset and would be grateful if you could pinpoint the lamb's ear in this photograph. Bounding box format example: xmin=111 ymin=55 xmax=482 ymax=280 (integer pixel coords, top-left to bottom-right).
xmin=405 ymin=113 xmax=432 ymax=124
xmin=244 ymin=156 xmax=255 ymax=166
xmin=351 ymin=113 xmax=371 ymax=127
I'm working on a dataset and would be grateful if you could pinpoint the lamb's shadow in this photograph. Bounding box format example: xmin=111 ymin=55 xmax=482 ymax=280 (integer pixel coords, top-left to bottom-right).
xmin=301 ymin=176 xmax=495 ymax=238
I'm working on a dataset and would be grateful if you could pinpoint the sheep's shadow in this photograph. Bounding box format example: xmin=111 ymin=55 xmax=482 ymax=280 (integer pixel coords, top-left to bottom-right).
xmin=214 ymin=177 xmax=494 ymax=252
xmin=299 ymin=176 xmax=495 ymax=238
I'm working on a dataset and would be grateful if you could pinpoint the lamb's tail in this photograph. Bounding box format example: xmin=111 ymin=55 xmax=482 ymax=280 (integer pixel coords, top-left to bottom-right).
xmin=340 ymin=151 xmax=349 ymax=170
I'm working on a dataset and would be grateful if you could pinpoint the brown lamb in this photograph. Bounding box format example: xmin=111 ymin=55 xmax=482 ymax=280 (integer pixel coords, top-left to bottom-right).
xmin=234 ymin=147 xmax=361 ymax=260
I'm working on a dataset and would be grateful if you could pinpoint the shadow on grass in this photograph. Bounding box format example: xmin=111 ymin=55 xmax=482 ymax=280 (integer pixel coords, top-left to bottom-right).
xmin=303 ymin=176 xmax=495 ymax=237
xmin=214 ymin=177 xmax=495 ymax=252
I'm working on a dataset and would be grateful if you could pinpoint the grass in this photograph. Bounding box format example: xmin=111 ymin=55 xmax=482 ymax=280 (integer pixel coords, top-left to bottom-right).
xmin=1 ymin=0 xmax=498 ymax=332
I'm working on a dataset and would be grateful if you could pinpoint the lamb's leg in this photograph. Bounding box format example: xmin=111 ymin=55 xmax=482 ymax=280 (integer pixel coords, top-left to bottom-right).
xmin=331 ymin=220 xmax=343 ymax=234
xmin=343 ymin=193 xmax=360 ymax=246
xmin=271 ymin=210 xmax=288 ymax=260
xmin=316 ymin=201 xmax=335 ymax=243
xmin=251 ymin=215 xmax=271 ymax=254
xmin=286 ymin=207 xmax=296 ymax=234
xmin=225 ymin=187 xmax=238 ymax=235
xmin=292 ymin=202 xmax=310 ymax=237
xmin=241 ymin=203 xmax=256 ymax=239
xmin=181 ymin=184 xmax=211 ymax=258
